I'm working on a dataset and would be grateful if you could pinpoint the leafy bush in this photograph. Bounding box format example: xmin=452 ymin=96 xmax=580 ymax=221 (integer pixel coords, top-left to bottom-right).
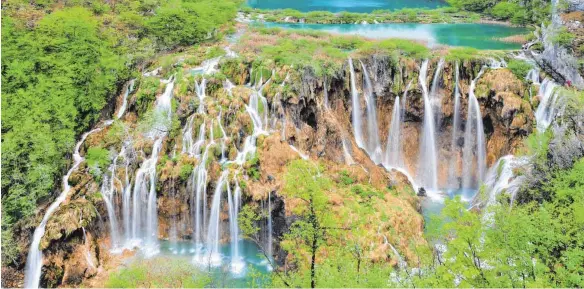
xmin=553 ymin=28 xmax=575 ymax=47
xmin=491 ymin=2 xmax=519 ymax=20
xmin=507 ymin=59 xmax=532 ymax=80
xmin=178 ymin=164 xmax=194 ymax=181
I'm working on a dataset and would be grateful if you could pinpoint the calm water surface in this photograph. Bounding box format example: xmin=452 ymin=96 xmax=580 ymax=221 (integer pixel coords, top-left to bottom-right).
xmin=261 ymin=22 xmax=528 ymax=50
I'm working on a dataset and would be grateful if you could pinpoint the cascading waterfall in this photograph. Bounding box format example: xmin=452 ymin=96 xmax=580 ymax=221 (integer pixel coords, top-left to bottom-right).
xmin=348 ymin=58 xmax=365 ymax=149
xmin=462 ymin=68 xmax=487 ymax=190
xmin=448 ymin=62 xmax=462 ymax=188
xmin=200 ymin=171 xmax=229 ymax=267
xmin=129 ymin=79 xmax=174 ymax=255
xmin=101 ymin=151 xmax=122 ymax=250
xmin=474 ymin=155 xmax=527 ymax=209
xmin=267 ymin=191 xmax=273 ymax=258
xmin=429 ymin=58 xmax=445 ymax=127
xmin=117 ymin=79 xmax=135 ymax=119
xmin=229 ymin=180 xmax=244 ymax=273
xmin=24 ymin=123 xmax=111 ymax=289
xmin=535 ymin=78 xmax=560 ymax=132
xmin=417 ymin=59 xmax=439 ymax=191
xmin=384 ymin=97 xmax=402 ymax=168
xmin=360 ymin=60 xmax=383 ymax=163
xmin=195 ymin=78 xmax=207 ymax=113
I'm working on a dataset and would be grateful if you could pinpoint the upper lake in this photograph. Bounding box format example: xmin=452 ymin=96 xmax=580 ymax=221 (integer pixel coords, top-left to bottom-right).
xmin=260 ymin=22 xmax=529 ymax=50
xmin=247 ymin=0 xmax=447 ymax=13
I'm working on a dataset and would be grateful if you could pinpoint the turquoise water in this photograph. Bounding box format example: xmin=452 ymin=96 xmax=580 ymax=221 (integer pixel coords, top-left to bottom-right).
xmin=247 ymin=0 xmax=447 ymax=12
xmin=130 ymin=240 xmax=272 ymax=288
xmin=261 ymin=22 xmax=527 ymax=50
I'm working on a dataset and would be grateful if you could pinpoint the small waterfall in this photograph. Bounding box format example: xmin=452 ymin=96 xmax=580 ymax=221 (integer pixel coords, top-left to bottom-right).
xmin=267 ymin=191 xmax=273 ymax=258
xmin=81 ymin=228 xmax=96 ymax=269
xmin=384 ymin=97 xmax=402 ymax=168
xmin=217 ymin=112 xmax=228 ymax=162
xmin=430 ymin=58 xmax=445 ymax=128
xmin=101 ymin=151 xmax=122 ymax=250
xmin=228 ymin=180 xmax=244 ymax=273
xmin=462 ymin=68 xmax=487 ymax=189
xmin=24 ymin=124 xmax=110 ymax=289
xmin=448 ymin=62 xmax=462 ymax=188
xmin=120 ymin=144 xmax=133 ymax=245
xmin=195 ymin=78 xmax=207 ymax=113
xmin=526 ymin=68 xmax=540 ymax=85
xmin=289 ymin=145 xmax=309 ymax=160
xmin=323 ymin=76 xmax=330 ymax=110
xmin=200 ymin=170 xmax=229 ymax=267
xmin=192 ymin=145 xmax=210 ymax=245
xmin=348 ymin=58 xmax=365 ymax=149
xmin=417 ymin=59 xmax=439 ymax=191
xmin=342 ymin=136 xmax=355 ymax=165
xmin=535 ymin=78 xmax=560 ymax=132
xmin=360 ymin=60 xmax=382 ymax=163
xmin=117 ymin=79 xmax=135 ymax=119
xmin=475 ymin=155 xmax=527 ymax=209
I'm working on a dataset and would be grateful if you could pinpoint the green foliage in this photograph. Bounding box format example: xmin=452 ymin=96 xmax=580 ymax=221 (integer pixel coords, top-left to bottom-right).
xmin=238 ymin=204 xmax=262 ymax=239
xmin=178 ymin=163 xmax=194 ymax=181
xmin=491 ymin=2 xmax=519 ymax=20
xmin=553 ymin=27 xmax=575 ymax=48
xmin=507 ymin=59 xmax=532 ymax=80
xmin=1 ymin=0 xmax=240 ymax=259
xmin=446 ymin=47 xmax=481 ymax=61
xmin=104 ymin=257 xmax=211 ymax=288
xmin=338 ymin=170 xmax=355 ymax=185
xmin=246 ymin=154 xmax=261 ymax=181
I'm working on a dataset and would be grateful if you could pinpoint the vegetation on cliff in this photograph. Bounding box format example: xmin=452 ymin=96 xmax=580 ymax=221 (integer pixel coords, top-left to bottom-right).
xmin=1 ymin=0 xmax=241 ymax=265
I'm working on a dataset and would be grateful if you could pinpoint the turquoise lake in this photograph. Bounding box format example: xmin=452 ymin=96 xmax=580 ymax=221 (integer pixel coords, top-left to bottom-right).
xmin=261 ymin=22 xmax=528 ymax=50
xmin=247 ymin=0 xmax=447 ymax=12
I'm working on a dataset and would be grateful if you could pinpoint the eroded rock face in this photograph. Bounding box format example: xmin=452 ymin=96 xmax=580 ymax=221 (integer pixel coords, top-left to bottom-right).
xmin=10 ymin=53 xmax=536 ymax=288
xmin=282 ymin=58 xmax=533 ymax=188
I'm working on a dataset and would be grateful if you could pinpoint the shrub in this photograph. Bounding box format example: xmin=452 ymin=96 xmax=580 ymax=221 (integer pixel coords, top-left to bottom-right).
xmin=491 ymin=2 xmax=519 ymax=20
xmin=507 ymin=59 xmax=532 ymax=80
xmin=553 ymin=28 xmax=575 ymax=47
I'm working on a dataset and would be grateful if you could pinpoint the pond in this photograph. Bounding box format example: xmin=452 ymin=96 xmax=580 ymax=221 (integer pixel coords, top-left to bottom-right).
xmin=247 ymin=0 xmax=447 ymax=13
xmin=260 ymin=22 xmax=529 ymax=50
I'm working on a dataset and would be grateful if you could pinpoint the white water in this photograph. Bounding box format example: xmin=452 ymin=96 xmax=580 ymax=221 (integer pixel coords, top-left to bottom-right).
xmin=462 ymin=68 xmax=487 ymax=189
xmin=535 ymin=78 xmax=560 ymax=132
xmin=384 ymin=97 xmax=402 ymax=168
xmin=267 ymin=192 xmax=273 ymax=258
xmin=129 ymin=79 xmax=174 ymax=255
xmin=195 ymin=78 xmax=207 ymax=113
xmin=101 ymin=151 xmax=122 ymax=250
xmin=476 ymin=155 xmax=527 ymax=208
xmin=24 ymin=123 xmax=112 ymax=288
xmin=229 ymin=181 xmax=244 ymax=273
xmin=430 ymin=58 xmax=445 ymax=127
xmin=349 ymin=58 xmax=365 ymax=149
xmin=360 ymin=60 xmax=383 ymax=163
xmin=448 ymin=62 xmax=462 ymax=188
xmin=289 ymin=144 xmax=309 ymax=160
xmin=416 ymin=60 xmax=439 ymax=191
xmin=116 ymin=79 xmax=135 ymax=119
xmin=199 ymin=171 xmax=229 ymax=267
xmin=192 ymin=145 xmax=210 ymax=245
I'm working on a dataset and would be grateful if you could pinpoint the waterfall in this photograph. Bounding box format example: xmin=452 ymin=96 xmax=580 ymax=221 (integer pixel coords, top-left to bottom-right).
xmin=117 ymin=79 xmax=135 ymax=119
xmin=474 ymin=155 xmax=527 ymax=209
xmin=342 ymin=136 xmax=355 ymax=165
xmin=417 ymin=59 xmax=439 ymax=191
xmin=101 ymin=151 xmax=122 ymax=251
xmin=192 ymin=145 xmax=210 ymax=245
xmin=535 ymin=78 xmax=560 ymax=132
xmin=217 ymin=112 xmax=228 ymax=162
xmin=430 ymin=58 xmax=445 ymax=127
xmin=348 ymin=58 xmax=365 ymax=149
xmin=289 ymin=145 xmax=309 ymax=160
xmin=81 ymin=228 xmax=96 ymax=269
xmin=448 ymin=62 xmax=462 ymax=188
xmin=360 ymin=60 xmax=382 ymax=163
xmin=120 ymin=144 xmax=133 ymax=245
xmin=200 ymin=170 xmax=229 ymax=267
xmin=267 ymin=191 xmax=273 ymax=258
xmin=384 ymin=97 xmax=402 ymax=168
xmin=462 ymin=68 xmax=487 ymax=189
xmin=229 ymin=180 xmax=244 ymax=273
xmin=323 ymin=76 xmax=330 ymax=110
xmin=24 ymin=123 xmax=111 ymax=289
xmin=129 ymin=79 xmax=174 ymax=255
xmin=526 ymin=68 xmax=540 ymax=85
xmin=195 ymin=78 xmax=207 ymax=113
